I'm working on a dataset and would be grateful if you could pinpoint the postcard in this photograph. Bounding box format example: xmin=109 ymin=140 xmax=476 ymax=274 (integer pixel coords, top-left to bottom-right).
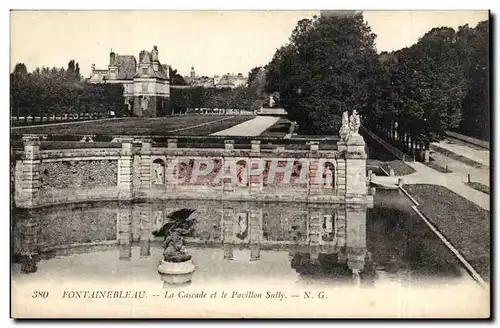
xmin=10 ymin=9 xmax=490 ymax=319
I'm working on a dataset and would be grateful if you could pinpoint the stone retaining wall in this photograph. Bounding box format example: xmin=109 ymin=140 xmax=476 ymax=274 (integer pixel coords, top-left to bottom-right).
xmin=13 ymin=135 xmax=372 ymax=211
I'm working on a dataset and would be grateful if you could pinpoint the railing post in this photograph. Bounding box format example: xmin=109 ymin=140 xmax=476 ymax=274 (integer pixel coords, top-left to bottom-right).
xmin=251 ymin=140 xmax=261 ymax=153
xmin=118 ymin=137 xmax=134 ymax=200
xmin=167 ymin=139 xmax=178 ymax=149
xmin=17 ymin=135 xmax=41 ymax=208
xmin=224 ymin=140 xmax=234 ymax=151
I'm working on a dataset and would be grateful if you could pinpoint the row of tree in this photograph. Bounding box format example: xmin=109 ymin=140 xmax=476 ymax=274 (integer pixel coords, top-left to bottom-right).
xmin=374 ymin=20 xmax=489 ymax=143
xmin=11 ymin=61 xmax=125 ymax=118
xmin=264 ymin=12 xmax=489 ymax=143
xmin=11 ymin=61 xmax=270 ymax=117
xmin=169 ymin=67 xmax=270 ymax=113
xmin=170 ymin=87 xmax=254 ymax=113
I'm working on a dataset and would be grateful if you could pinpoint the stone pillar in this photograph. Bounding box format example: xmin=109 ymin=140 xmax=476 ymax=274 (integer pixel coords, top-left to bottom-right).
xmin=117 ymin=206 xmax=132 ymax=261
xmin=19 ymin=216 xmax=39 ymax=273
xmin=345 ymin=205 xmax=367 ymax=284
xmin=18 ymin=135 xmax=41 ymax=208
xmin=308 ymin=157 xmax=322 ymax=196
xmin=249 ymin=157 xmax=263 ymax=193
xmin=249 ymin=208 xmax=262 ymax=261
xmin=251 ymin=140 xmax=261 ymax=153
xmin=118 ymin=138 xmax=134 ymax=200
xmin=223 ymin=156 xmax=236 ymax=193
xmin=250 ymin=143 xmax=261 ymax=194
xmin=224 ymin=244 xmax=234 ymax=260
xmin=308 ymin=210 xmax=321 ymax=261
xmin=139 ymin=204 xmax=151 ymax=257
xmin=336 ymin=206 xmax=346 ymax=250
xmin=274 ymin=145 xmax=285 ymax=152
xmin=139 ymin=140 xmax=152 ymax=193
xmin=222 ymin=206 xmax=234 ymax=260
xmin=224 ymin=140 xmax=234 ymax=151
xmin=424 ymin=149 xmax=430 ymax=163
xmin=336 ymin=158 xmax=346 ymax=197
xmin=167 ymin=139 xmax=177 ymax=149
xmin=344 ymin=135 xmax=367 ymax=197
xmin=308 ymin=141 xmax=319 ymax=152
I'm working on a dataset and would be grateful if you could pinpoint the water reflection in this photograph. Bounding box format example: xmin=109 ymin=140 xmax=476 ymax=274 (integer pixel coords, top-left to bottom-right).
xmin=11 ymin=190 xmax=467 ymax=287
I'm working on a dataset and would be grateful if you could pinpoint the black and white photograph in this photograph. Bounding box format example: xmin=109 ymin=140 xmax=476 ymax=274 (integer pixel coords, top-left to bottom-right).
xmin=9 ymin=9 xmax=491 ymax=318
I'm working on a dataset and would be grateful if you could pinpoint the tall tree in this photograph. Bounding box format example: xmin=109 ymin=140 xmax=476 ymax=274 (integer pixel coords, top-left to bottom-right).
xmin=13 ymin=63 xmax=28 ymax=75
xmin=169 ymin=67 xmax=187 ymax=85
xmin=265 ymin=12 xmax=381 ymax=134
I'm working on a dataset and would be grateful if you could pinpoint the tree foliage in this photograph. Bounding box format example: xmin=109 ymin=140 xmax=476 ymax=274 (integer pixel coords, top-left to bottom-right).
xmin=265 ymin=13 xmax=489 ymax=142
xmin=375 ymin=21 xmax=489 ymax=143
xmin=169 ymin=67 xmax=188 ymax=85
xmin=10 ymin=63 xmax=124 ymax=117
xmin=265 ymin=13 xmax=381 ymax=134
xmin=170 ymin=87 xmax=256 ymax=113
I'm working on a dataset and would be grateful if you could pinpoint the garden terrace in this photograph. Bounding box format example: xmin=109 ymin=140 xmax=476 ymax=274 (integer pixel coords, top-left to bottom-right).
xmin=10 ymin=115 xmax=253 ymax=137
xmin=10 ymin=135 xmax=340 ymax=151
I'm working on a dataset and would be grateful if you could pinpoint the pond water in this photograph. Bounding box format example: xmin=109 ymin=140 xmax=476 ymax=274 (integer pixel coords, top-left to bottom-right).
xmin=11 ymin=189 xmax=475 ymax=291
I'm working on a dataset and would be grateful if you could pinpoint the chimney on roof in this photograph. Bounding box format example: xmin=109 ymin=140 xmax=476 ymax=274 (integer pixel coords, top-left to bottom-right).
xmin=152 ymin=46 xmax=159 ymax=71
xmin=152 ymin=46 xmax=159 ymax=62
xmin=109 ymin=49 xmax=116 ymax=66
xmin=139 ymin=50 xmax=146 ymax=63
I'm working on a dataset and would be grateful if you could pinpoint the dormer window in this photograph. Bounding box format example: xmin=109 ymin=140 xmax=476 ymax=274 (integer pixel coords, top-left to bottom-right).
xmin=142 ymin=67 xmax=148 ymax=75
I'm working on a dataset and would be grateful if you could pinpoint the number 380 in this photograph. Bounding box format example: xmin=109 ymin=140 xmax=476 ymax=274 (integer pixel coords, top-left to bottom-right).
xmin=32 ymin=291 xmax=49 ymax=298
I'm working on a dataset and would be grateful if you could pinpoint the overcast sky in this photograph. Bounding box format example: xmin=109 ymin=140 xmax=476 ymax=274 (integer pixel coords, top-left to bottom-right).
xmin=10 ymin=10 xmax=488 ymax=78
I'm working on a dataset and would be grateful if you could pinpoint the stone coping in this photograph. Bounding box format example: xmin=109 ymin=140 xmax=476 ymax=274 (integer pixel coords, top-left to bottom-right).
xmin=22 ymin=187 xmax=373 ymax=209
xmin=36 ymin=239 xmax=344 ymax=258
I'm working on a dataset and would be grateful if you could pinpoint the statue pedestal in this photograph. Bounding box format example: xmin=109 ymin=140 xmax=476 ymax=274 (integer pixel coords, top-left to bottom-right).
xmin=158 ymin=259 xmax=196 ymax=285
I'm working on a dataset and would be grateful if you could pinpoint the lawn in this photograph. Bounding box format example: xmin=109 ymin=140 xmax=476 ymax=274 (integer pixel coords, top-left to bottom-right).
xmin=425 ymin=161 xmax=452 ymax=173
xmin=10 ymin=115 xmax=253 ymax=137
xmin=466 ymin=182 xmax=490 ymax=195
xmin=431 ymin=144 xmax=486 ymax=169
xmin=404 ymin=184 xmax=490 ymax=280
xmin=380 ymin=160 xmax=416 ymax=176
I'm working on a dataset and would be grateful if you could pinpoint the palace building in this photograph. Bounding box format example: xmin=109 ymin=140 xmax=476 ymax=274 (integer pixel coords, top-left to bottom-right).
xmin=184 ymin=67 xmax=247 ymax=89
xmin=87 ymin=46 xmax=171 ymax=117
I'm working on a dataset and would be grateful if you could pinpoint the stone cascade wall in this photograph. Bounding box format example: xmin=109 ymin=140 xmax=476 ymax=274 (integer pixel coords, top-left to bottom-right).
xmin=14 ymin=136 xmax=122 ymax=208
xmin=138 ymin=138 xmax=370 ymax=205
xmin=14 ymin=204 xmax=118 ymax=251
xmin=261 ymin=203 xmax=308 ymax=243
xmin=13 ymin=197 xmax=367 ymax=275
xmin=13 ymin=134 xmax=372 ymax=209
xmin=39 ymin=160 xmax=117 ymax=190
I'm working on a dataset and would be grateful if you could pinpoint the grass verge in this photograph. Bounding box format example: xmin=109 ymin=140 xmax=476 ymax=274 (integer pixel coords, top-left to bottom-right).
xmin=380 ymin=160 xmax=416 ymax=176
xmin=425 ymin=161 xmax=452 ymax=173
xmin=404 ymin=184 xmax=490 ymax=280
xmin=10 ymin=115 xmax=253 ymax=136
xmin=465 ymin=182 xmax=490 ymax=195
xmin=430 ymin=144 xmax=487 ymax=169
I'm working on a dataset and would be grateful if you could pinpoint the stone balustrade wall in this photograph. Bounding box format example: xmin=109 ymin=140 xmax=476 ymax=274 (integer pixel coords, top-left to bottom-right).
xmin=13 ymin=135 xmax=372 ymax=211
